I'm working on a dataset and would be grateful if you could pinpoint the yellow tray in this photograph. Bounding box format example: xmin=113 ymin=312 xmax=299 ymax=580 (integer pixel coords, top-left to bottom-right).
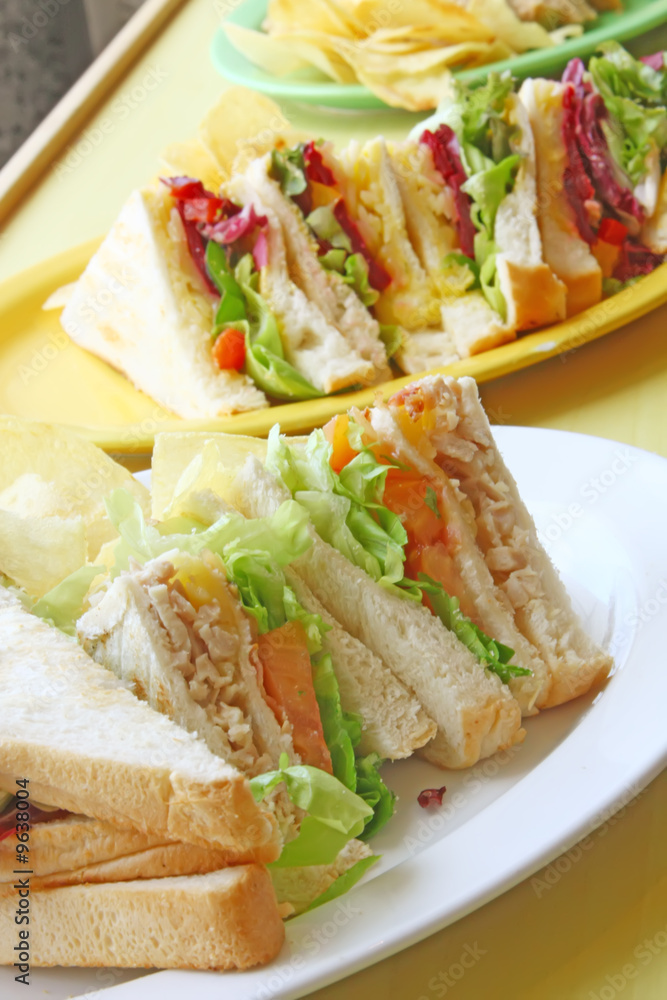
xmin=3 ymin=238 xmax=667 ymax=454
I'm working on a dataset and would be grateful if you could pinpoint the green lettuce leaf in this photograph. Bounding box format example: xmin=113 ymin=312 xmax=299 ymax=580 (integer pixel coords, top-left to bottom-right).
xmin=306 ymin=205 xmax=352 ymax=250
xmin=104 ymin=488 xmax=312 ymax=578
xmin=266 ymin=430 xmax=528 ymax=684
xmin=251 ymin=754 xmax=373 ymax=866
xmin=378 ymin=323 xmax=403 ymax=358
xmin=312 ymin=653 xmax=358 ymax=791
xmin=306 ymin=854 xmax=380 ymax=911
xmin=463 ymin=155 xmax=520 ymax=239
xmin=205 ymin=240 xmax=247 ymax=327
xmin=418 ymin=573 xmax=530 ymax=684
xmin=268 ymin=428 xmax=411 ymax=594
xmin=232 ymin=256 xmax=323 ymax=401
xmin=590 ymin=42 xmax=667 ymax=184
xmin=341 ymin=254 xmax=379 ymax=307
xmin=270 ymin=146 xmax=307 ymax=196
xmin=457 ymin=73 xmax=517 ymax=164
xmin=355 ymin=753 xmax=396 ymax=840
xmin=475 ymin=231 xmax=507 ymax=321
xmin=32 ymin=564 xmax=105 ymax=635
xmin=441 ymin=252 xmax=480 ymax=296
xmin=319 ymin=248 xmax=348 ymax=272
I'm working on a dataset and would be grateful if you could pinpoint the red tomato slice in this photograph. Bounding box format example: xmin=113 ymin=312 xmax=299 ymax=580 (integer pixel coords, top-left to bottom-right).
xmin=257 ymin=621 xmax=332 ymax=774
xmin=212 ymin=327 xmax=246 ymax=371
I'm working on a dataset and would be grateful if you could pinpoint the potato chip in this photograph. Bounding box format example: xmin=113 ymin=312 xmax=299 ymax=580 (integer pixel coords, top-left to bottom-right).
xmin=158 ymin=139 xmax=227 ymax=191
xmin=0 ymin=417 xmax=150 ymax=562
xmin=198 ymin=86 xmax=304 ymax=178
xmin=267 ymin=0 xmax=364 ymax=38
xmin=226 ymin=0 xmax=566 ymax=110
xmin=349 ymin=40 xmax=514 ymax=109
xmin=0 ymin=510 xmax=86 ymax=598
xmin=467 ymin=0 xmax=554 ymax=50
xmin=151 ymin=431 xmax=272 ymax=519
xmin=223 ymin=23 xmax=314 ymax=77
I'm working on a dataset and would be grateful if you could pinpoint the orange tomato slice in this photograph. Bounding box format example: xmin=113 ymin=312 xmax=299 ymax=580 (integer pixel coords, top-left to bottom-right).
xmin=257 ymin=620 xmax=332 ymax=774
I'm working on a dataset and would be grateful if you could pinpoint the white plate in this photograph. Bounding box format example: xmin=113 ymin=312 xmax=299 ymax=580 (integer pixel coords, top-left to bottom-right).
xmin=3 ymin=426 xmax=666 ymax=1000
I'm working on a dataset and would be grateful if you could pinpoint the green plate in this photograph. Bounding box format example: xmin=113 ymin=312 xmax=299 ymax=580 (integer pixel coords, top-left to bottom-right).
xmin=211 ymin=0 xmax=667 ymax=110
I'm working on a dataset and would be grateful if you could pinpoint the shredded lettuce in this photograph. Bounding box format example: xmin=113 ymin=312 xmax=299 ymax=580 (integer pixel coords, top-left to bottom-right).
xmin=306 ymin=855 xmax=379 ymax=910
xmin=590 ymin=42 xmax=667 ymax=185
xmin=32 ymin=564 xmax=104 ymax=635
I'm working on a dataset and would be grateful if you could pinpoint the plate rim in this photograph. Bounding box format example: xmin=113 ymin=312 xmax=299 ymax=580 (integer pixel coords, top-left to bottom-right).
xmin=210 ymin=0 xmax=667 ymax=110
xmin=68 ymin=424 xmax=667 ymax=1000
xmin=3 ymin=240 xmax=667 ymax=455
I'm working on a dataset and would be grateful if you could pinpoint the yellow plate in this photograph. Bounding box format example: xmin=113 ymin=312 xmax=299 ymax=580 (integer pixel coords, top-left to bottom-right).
xmin=3 ymin=238 xmax=667 ymax=454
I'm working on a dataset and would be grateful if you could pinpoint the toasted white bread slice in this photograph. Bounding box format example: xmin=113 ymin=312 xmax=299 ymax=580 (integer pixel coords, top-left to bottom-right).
xmin=285 ymin=572 xmax=437 ymax=756
xmin=0 ymin=589 xmax=280 ymax=858
xmin=642 ymin=167 xmax=667 ymax=253
xmin=440 ymin=291 xmax=514 ymax=358
xmin=237 ymin=154 xmax=390 ymax=380
xmin=387 ymin=376 xmax=612 ymax=708
xmin=7 ymin=841 xmax=242 ymax=892
xmin=60 ymin=186 xmax=267 ymax=418
xmin=77 ymin=555 xmax=295 ymax=776
xmin=336 ymin=137 xmax=440 ymax=330
xmin=153 ymin=480 xmax=437 ymax=762
xmin=225 ymin=174 xmax=376 ymax=393
xmin=519 ymin=78 xmax=602 ymax=317
xmin=494 ymin=94 xmax=568 ymax=331
xmin=0 ymin=813 xmax=171 ymax=881
xmin=233 ymin=456 xmax=524 ymax=769
xmin=363 ymin=402 xmax=548 ymax=715
xmin=395 ymin=327 xmax=460 ymax=376
xmin=0 ymin=867 xmax=285 ymax=970
xmin=388 ymin=139 xmax=458 ymax=296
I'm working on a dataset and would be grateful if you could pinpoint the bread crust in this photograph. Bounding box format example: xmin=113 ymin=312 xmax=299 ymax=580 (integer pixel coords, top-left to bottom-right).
xmin=0 ymin=842 xmax=245 ymax=892
xmin=0 ymin=867 xmax=285 ymax=969
xmin=0 ymin=590 xmax=280 ymax=859
xmin=60 ymin=186 xmax=266 ymax=418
